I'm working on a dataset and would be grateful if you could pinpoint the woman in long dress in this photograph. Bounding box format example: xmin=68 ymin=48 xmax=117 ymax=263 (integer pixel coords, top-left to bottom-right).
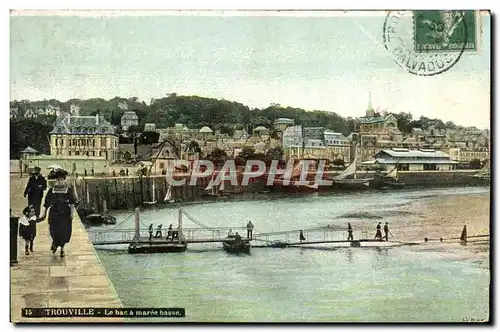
xmin=39 ymin=169 xmax=76 ymax=258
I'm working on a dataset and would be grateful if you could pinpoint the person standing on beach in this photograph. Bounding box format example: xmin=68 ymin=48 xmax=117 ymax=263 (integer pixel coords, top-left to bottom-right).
xmin=383 ymin=222 xmax=390 ymax=241
xmin=39 ymin=169 xmax=76 ymax=258
xmin=347 ymin=223 xmax=354 ymax=241
xmin=23 ymin=166 xmax=47 ymax=217
xmin=375 ymin=222 xmax=382 ymax=240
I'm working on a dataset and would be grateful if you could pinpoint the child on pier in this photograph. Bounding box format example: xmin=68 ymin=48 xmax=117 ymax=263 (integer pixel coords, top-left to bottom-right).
xmin=18 ymin=205 xmax=42 ymax=255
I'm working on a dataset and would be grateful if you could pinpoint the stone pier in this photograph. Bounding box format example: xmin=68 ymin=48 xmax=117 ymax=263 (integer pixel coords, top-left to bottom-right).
xmin=10 ymin=176 xmax=123 ymax=323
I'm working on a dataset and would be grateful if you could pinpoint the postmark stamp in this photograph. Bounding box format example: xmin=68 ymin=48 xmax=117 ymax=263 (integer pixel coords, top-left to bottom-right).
xmin=413 ymin=11 xmax=477 ymax=53
xmin=383 ymin=10 xmax=477 ymax=76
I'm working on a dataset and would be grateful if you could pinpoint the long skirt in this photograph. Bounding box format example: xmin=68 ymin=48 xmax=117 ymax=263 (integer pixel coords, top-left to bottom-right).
xmin=49 ymin=217 xmax=73 ymax=247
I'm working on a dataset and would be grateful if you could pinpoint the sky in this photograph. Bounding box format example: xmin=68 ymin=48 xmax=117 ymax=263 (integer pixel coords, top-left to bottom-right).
xmin=10 ymin=11 xmax=491 ymax=128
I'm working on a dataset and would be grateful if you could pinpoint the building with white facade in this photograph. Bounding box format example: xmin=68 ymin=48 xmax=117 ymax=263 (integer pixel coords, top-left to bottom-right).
xmin=361 ymin=148 xmax=458 ymax=171
xmin=120 ymin=111 xmax=139 ymax=131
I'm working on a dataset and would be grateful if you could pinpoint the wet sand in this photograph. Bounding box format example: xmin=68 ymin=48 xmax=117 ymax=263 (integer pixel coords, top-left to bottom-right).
xmin=400 ymin=192 xmax=490 ymax=239
xmin=397 ymin=191 xmax=491 ymax=267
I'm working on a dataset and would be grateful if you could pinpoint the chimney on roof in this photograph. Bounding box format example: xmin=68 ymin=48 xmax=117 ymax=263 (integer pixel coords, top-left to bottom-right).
xmin=68 ymin=113 xmax=70 ymax=125
xmin=96 ymin=113 xmax=99 ymax=125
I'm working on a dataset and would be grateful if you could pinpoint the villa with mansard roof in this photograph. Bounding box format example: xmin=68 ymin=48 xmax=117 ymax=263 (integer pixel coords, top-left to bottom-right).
xmin=49 ymin=114 xmax=119 ymax=161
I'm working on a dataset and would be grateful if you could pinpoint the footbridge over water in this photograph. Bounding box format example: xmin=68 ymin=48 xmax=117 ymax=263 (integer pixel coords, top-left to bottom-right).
xmin=86 ymin=209 xmax=488 ymax=250
xmin=86 ymin=208 xmax=374 ymax=247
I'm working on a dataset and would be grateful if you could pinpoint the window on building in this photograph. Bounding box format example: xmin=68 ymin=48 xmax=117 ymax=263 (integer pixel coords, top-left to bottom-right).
xmin=61 ymin=139 xmax=64 ymax=146
xmin=93 ymin=139 xmax=96 ymax=147
xmin=92 ymin=151 xmax=95 ymax=156
xmin=75 ymin=151 xmax=80 ymax=156
xmin=423 ymin=163 xmax=437 ymax=171
xmin=99 ymin=151 xmax=102 ymax=157
xmin=69 ymin=151 xmax=72 ymax=156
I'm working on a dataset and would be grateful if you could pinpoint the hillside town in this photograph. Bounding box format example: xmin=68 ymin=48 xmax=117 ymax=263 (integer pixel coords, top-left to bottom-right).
xmin=11 ymin=94 xmax=490 ymax=176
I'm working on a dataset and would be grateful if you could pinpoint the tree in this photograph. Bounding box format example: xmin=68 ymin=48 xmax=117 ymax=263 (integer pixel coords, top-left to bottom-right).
xmin=219 ymin=125 xmax=235 ymax=137
xmin=110 ymin=108 xmax=125 ymax=126
xmin=10 ymin=119 xmax=52 ymax=159
xmin=205 ymin=148 xmax=228 ymax=166
xmin=445 ymin=121 xmax=456 ymax=129
xmin=394 ymin=112 xmax=413 ymax=133
xmin=128 ymin=125 xmax=139 ymax=133
xmin=238 ymin=147 xmax=256 ymax=161
xmin=139 ymin=131 xmax=160 ymax=145
xmin=187 ymin=140 xmax=202 ymax=153
xmin=265 ymin=147 xmax=284 ymax=161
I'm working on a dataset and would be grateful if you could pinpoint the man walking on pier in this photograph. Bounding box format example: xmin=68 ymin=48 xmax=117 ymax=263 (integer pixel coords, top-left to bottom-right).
xmin=383 ymin=222 xmax=390 ymax=241
xmin=347 ymin=223 xmax=354 ymax=241
xmin=167 ymin=224 xmax=173 ymax=240
xmin=375 ymin=222 xmax=382 ymax=240
xmin=155 ymin=224 xmax=163 ymax=238
xmin=23 ymin=167 xmax=47 ymax=217
xmin=247 ymin=221 xmax=254 ymax=240
xmin=148 ymin=224 xmax=154 ymax=240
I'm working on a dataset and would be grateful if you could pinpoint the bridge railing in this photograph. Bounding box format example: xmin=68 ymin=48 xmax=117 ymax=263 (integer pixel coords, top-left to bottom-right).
xmin=87 ymin=226 xmax=371 ymax=245
xmin=88 ymin=227 xmax=250 ymax=244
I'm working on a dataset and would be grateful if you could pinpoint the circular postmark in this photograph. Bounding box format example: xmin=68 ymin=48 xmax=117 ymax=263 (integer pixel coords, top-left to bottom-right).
xmin=383 ymin=10 xmax=469 ymax=76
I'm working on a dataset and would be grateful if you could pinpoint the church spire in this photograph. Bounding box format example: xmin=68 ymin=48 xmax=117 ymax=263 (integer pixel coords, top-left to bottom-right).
xmin=366 ymin=91 xmax=375 ymax=117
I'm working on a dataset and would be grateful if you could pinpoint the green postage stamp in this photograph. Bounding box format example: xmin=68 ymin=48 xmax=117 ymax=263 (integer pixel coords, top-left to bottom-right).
xmin=413 ymin=10 xmax=477 ymax=52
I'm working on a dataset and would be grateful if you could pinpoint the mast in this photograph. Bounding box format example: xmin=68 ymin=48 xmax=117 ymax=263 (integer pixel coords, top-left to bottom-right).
xmin=134 ymin=207 xmax=140 ymax=243
xmin=152 ymin=179 xmax=156 ymax=202
xmin=178 ymin=209 xmax=183 ymax=244
xmin=164 ymin=183 xmax=172 ymax=201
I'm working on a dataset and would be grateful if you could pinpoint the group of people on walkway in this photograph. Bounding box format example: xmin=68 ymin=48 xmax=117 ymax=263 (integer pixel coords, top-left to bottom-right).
xmin=298 ymin=222 xmax=392 ymax=243
xmin=148 ymin=224 xmax=179 ymax=241
xmin=17 ymin=167 xmax=76 ymax=259
xmin=344 ymin=222 xmax=391 ymax=242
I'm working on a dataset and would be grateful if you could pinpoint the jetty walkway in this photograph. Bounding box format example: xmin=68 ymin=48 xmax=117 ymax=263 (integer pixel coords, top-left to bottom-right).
xmin=10 ymin=177 xmax=123 ymax=323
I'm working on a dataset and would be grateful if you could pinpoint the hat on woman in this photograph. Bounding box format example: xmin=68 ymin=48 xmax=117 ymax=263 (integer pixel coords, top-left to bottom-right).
xmin=53 ymin=168 xmax=69 ymax=179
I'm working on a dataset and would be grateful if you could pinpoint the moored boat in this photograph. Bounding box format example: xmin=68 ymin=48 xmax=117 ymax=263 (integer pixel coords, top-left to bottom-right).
xmin=222 ymin=236 xmax=251 ymax=254
xmin=332 ymin=147 xmax=373 ymax=190
xmin=84 ymin=213 xmax=117 ymax=226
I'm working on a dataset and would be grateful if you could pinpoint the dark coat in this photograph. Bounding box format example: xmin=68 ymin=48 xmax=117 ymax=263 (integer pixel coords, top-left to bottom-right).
xmin=24 ymin=175 xmax=47 ymax=215
xmin=43 ymin=185 xmax=76 ymax=247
